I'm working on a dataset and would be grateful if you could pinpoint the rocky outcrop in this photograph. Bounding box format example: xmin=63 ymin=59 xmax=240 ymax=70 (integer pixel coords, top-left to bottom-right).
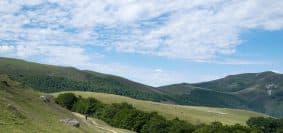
xmin=60 ymin=118 xmax=80 ymax=128
xmin=40 ymin=95 xmax=50 ymax=103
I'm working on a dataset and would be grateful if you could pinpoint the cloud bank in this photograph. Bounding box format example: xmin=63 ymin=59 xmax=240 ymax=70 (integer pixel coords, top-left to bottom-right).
xmin=1 ymin=0 xmax=283 ymax=60
xmin=1 ymin=0 xmax=283 ymax=85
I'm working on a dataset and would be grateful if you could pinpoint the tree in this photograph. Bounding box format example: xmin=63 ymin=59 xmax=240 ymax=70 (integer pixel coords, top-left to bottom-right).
xmin=72 ymin=98 xmax=89 ymax=114
xmin=247 ymin=117 xmax=281 ymax=133
xmin=167 ymin=118 xmax=195 ymax=133
xmin=140 ymin=112 xmax=169 ymax=133
xmin=55 ymin=93 xmax=77 ymax=110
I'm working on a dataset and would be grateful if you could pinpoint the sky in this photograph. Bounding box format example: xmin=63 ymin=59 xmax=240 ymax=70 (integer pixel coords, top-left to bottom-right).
xmin=0 ymin=0 xmax=283 ymax=86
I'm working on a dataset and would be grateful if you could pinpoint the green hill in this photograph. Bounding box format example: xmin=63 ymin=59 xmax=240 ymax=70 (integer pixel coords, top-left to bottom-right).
xmin=158 ymin=84 xmax=248 ymax=108
xmin=53 ymin=91 xmax=266 ymax=125
xmin=0 ymin=75 xmax=133 ymax=133
xmin=0 ymin=57 xmax=169 ymax=102
xmin=160 ymin=72 xmax=283 ymax=117
xmin=193 ymin=71 xmax=283 ymax=93
xmin=0 ymin=57 xmax=282 ymax=118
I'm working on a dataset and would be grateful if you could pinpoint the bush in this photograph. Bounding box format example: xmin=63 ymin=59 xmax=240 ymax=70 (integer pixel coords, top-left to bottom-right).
xmin=72 ymin=97 xmax=101 ymax=114
xmin=140 ymin=112 xmax=169 ymax=133
xmin=167 ymin=118 xmax=195 ymax=133
xmin=247 ymin=117 xmax=283 ymax=133
xmin=55 ymin=93 xmax=77 ymax=110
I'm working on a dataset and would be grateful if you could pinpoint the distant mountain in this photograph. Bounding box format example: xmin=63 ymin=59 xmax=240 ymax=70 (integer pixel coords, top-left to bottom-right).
xmin=158 ymin=83 xmax=248 ymax=108
xmin=0 ymin=57 xmax=282 ymax=117
xmin=193 ymin=71 xmax=283 ymax=93
xmin=160 ymin=72 xmax=283 ymax=117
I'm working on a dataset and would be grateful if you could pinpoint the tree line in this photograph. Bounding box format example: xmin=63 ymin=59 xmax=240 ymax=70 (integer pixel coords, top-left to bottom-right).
xmin=55 ymin=93 xmax=283 ymax=133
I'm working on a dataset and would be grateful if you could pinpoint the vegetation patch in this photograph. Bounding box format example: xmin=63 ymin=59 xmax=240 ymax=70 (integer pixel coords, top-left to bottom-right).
xmin=54 ymin=91 xmax=266 ymax=125
xmin=55 ymin=93 xmax=283 ymax=133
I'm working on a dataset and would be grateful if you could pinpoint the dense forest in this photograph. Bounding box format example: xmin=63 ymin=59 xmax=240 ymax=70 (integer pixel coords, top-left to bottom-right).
xmin=9 ymin=74 xmax=168 ymax=102
xmin=55 ymin=93 xmax=283 ymax=133
xmin=0 ymin=57 xmax=169 ymax=102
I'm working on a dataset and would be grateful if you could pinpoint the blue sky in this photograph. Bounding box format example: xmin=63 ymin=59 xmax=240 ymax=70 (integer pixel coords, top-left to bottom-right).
xmin=0 ymin=0 xmax=283 ymax=86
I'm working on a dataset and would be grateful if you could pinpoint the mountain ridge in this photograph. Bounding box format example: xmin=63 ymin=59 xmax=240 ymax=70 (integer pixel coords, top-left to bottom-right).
xmin=160 ymin=72 xmax=283 ymax=117
xmin=0 ymin=57 xmax=170 ymax=102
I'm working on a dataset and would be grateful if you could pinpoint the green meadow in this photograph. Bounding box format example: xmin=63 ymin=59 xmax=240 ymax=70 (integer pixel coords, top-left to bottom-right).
xmin=53 ymin=91 xmax=266 ymax=125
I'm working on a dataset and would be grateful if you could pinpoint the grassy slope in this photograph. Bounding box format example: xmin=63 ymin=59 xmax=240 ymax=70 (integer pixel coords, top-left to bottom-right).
xmin=0 ymin=75 xmax=132 ymax=133
xmin=53 ymin=91 xmax=266 ymax=125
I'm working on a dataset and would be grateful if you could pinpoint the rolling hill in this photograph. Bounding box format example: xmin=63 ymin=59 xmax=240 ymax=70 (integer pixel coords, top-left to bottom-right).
xmin=0 ymin=57 xmax=169 ymax=102
xmin=0 ymin=74 xmax=133 ymax=133
xmin=193 ymin=72 xmax=283 ymax=117
xmin=0 ymin=73 xmax=267 ymax=132
xmin=0 ymin=57 xmax=282 ymax=118
xmin=52 ymin=91 xmax=266 ymax=125
xmin=160 ymin=72 xmax=283 ymax=117
xmin=158 ymin=84 xmax=248 ymax=108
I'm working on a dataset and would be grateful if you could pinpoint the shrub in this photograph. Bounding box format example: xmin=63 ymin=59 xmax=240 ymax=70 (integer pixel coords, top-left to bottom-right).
xmin=247 ymin=117 xmax=283 ymax=133
xmin=167 ymin=118 xmax=195 ymax=133
xmin=140 ymin=112 xmax=170 ymax=133
xmin=72 ymin=97 xmax=101 ymax=114
xmin=55 ymin=93 xmax=77 ymax=110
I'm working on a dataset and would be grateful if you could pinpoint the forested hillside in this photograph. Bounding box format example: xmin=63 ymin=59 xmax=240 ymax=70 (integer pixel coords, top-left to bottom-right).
xmin=160 ymin=72 xmax=283 ymax=117
xmin=158 ymin=84 xmax=248 ymax=108
xmin=0 ymin=57 xmax=169 ymax=102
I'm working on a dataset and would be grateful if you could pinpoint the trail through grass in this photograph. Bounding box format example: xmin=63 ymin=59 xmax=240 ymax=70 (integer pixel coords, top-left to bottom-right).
xmin=73 ymin=112 xmax=135 ymax=133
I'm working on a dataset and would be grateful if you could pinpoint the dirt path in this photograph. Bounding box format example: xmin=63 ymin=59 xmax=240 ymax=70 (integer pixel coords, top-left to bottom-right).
xmin=72 ymin=112 xmax=118 ymax=133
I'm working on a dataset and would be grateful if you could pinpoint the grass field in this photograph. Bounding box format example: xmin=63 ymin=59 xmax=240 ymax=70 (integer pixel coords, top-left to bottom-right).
xmin=53 ymin=91 xmax=267 ymax=125
xmin=0 ymin=75 xmax=132 ymax=133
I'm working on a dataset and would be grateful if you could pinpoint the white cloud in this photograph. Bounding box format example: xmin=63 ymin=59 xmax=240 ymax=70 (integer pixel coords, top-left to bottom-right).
xmin=0 ymin=45 xmax=15 ymax=53
xmin=14 ymin=44 xmax=91 ymax=66
xmin=1 ymin=0 xmax=283 ymax=61
xmin=1 ymin=0 xmax=283 ymax=85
